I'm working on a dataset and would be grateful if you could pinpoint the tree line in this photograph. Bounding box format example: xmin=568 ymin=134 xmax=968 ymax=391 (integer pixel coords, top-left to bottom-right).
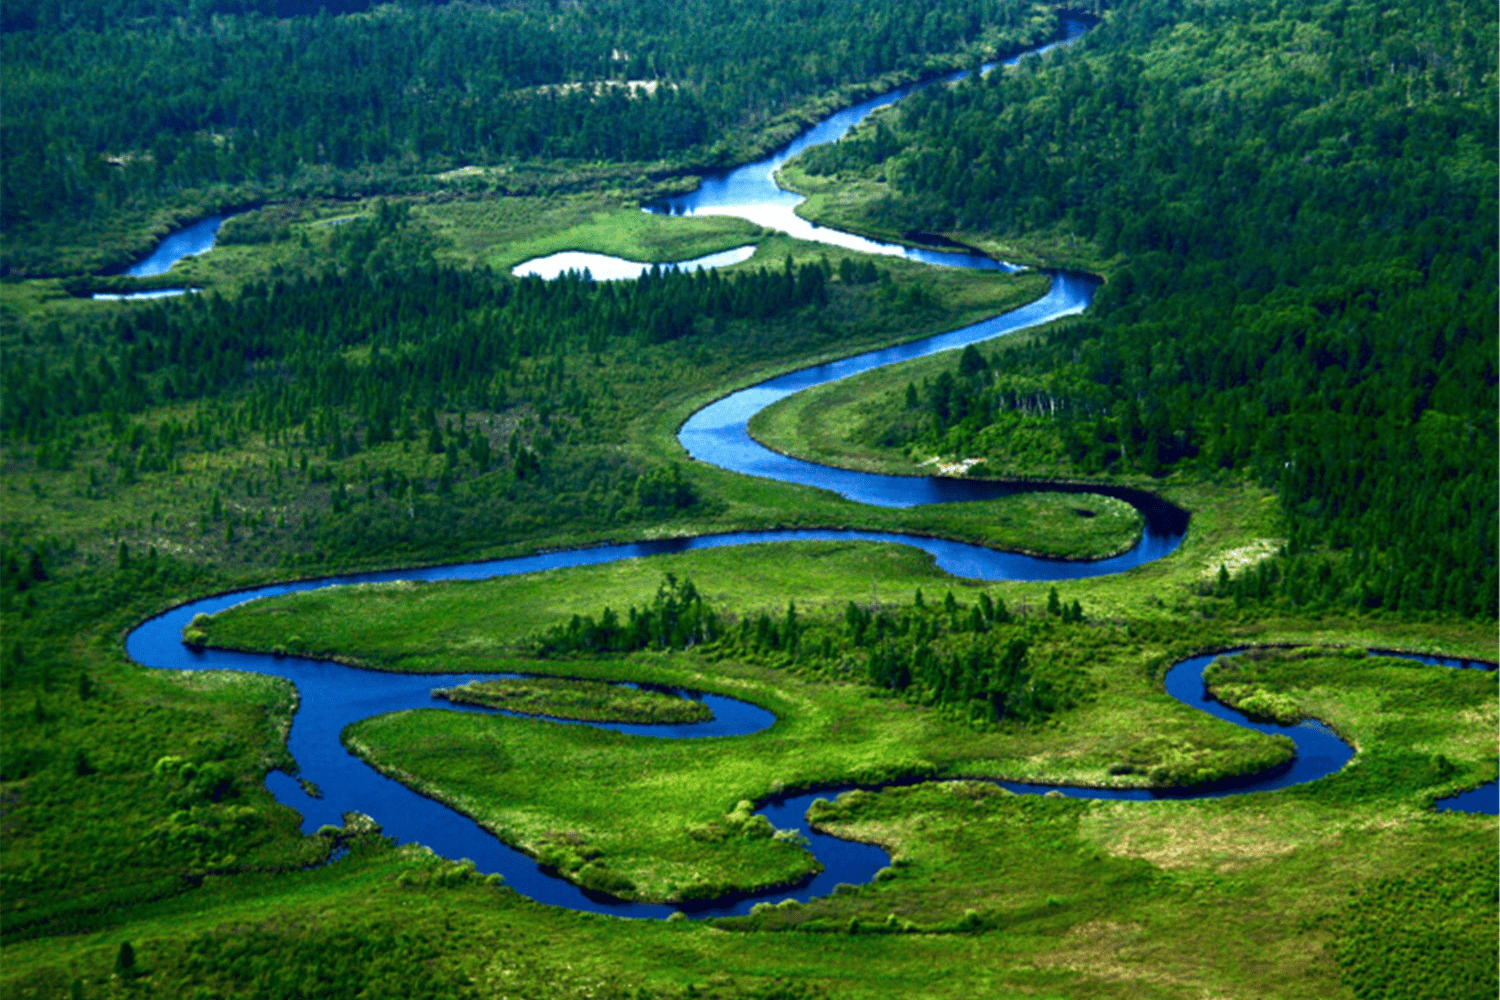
xmin=2 ymin=207 xmax=829 ymax=446
xmin=538 ymin=575 xmax=1089 ymax=726
xmin=537 ymin=574 xmax=722 ymax=656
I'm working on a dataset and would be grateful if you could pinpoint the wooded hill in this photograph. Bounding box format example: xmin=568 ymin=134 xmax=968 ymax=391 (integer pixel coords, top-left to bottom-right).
xmin=800 ymin=0 xmax=1497 ymax=619
xmin=3 ymin=0 xmax=1061 ymax=272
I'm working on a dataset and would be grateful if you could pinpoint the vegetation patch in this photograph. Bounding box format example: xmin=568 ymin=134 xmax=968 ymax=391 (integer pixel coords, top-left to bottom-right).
xmin=434 ymin=676 xmax=714 ymax=725
xmin=1330 ymin=858 xmax=1499 ymax=1000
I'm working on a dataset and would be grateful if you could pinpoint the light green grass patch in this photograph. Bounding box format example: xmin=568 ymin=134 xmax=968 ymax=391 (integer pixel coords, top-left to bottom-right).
xmin=421 ymin=197 xmax=768 ymax=271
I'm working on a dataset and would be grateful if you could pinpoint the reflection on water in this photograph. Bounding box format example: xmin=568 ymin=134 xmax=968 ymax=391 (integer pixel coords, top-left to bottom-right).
xmin=511 ymin=245 xmax=756 ymax=280
xmin=117 ymin=9 xmax=1493 ymax=922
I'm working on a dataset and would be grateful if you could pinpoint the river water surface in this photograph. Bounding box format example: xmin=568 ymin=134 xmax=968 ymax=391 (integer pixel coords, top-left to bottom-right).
xmin=118 ymin=214 xmax=227 ymax=277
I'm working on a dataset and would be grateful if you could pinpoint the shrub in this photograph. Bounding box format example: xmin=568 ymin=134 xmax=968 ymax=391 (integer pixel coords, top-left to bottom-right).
xmin=772 ymin=827 xmax=810 ymax=848
xmin=576 ymin=861 xmax=635 ymax=896
xmin=114 ymin=941 xmax=139 ymax=978
xmin=740 ymin=814 xmax=776 ymax=840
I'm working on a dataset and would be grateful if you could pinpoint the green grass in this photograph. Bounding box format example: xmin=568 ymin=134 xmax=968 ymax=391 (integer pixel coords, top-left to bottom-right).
xmin=881 ymin=493 xmax=1143 ymax=560
xmin=194 ymin=535 xmax=1479 ymax=898
xmin=1 ymin=252 xmax=1101 ymax=585
xmin=178 ymin=541 xmax=1498 ymax=997
xmin=1202 ymin=647 xmax=1499 ymax=803
xmin=317 ymin=612 xmax=1298 ymax=903
xmin=0 ymin=191 xmax=759 ymax=332
xmin=433 ymin=676 xmax=714 ymax=725
xmin=416 ymin=196 xmax=768 ymax=272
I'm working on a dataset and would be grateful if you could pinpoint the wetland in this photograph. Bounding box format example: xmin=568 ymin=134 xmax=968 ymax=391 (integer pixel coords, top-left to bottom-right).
xmin=2 ymin=0 xmax=1495 ymax=997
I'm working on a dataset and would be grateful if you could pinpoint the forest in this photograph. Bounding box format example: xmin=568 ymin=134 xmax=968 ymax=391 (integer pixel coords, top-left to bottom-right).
xmin=540 ymin=572 xmax=1076 ymax=728
xmin=796 ymin=0 xmax=1497 ymax=620
xmin=3 ymin=0 xmax=1061 ymax=271
xmin=0 ymin=0 xmax=1495 ymax=997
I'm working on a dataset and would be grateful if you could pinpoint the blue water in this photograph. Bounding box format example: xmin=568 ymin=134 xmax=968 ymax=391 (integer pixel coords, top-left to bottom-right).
xmin=126 ymin=608 xmax=1495 ymax=919
xmin=121 ymin=215 xmax=226 ymax=277
xmin=1436 ymin=782 xmax=1499 ymax=813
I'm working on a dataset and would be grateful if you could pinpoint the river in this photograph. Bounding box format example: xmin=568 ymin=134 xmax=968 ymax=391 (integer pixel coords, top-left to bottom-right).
xmin=123 ymin=12 xmax=1494 ymax=918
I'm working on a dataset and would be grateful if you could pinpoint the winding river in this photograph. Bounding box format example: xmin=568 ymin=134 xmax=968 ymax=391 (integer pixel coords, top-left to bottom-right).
xmin=124 ymin=14 xmax=1495 ymax=919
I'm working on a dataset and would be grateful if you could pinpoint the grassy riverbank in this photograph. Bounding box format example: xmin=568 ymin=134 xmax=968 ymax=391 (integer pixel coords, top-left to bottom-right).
xmin=3 ymin=0 xmax=1496 ymax=991
xmin=1 ymin=238 xmax=1076 ymax=585
xmin=749 ymin=322 xmax=1127 ymax=483
xmin=5 ymin=0 xmax=1067 ymax=277
xmin=192 ymin=523 xmax=1496 ymax=907
xmin=4 ymin=245 xmax=1493 ymax=992
xmin=167 ymin=562 xmax=1496 ymax=999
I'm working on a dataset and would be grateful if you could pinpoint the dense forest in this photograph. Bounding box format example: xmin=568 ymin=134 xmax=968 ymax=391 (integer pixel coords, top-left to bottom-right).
xmin=0 ymin=206 xmax=856 ymax=571
xmin=802 ymin=0 xmax=1497 ymax=618
xmin=3 ymin=208 xmax=830 ymax=438
xmin=541 ymin=572 xmax=1083 ymax=729
xmin=3 ymin=0 xmax=1061 ymax=270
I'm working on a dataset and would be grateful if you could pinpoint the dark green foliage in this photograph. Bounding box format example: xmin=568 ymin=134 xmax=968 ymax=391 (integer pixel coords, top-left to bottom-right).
xmin=837 ymin=257 xmax=884 ymax=285
xmin=0 ymin=541 xmax=52 ymax=597
xmin=634 ymin=463 xmax=698 ymax=510
xmin=809 ymin=0 xmax=1497 ymax=620
xmin=1332 ymin=858 xmax=1499 ymax=1000
xmin=537 ymin=574 xmax=722 ymax=656
xmin=533 ymin=576 xmax=1074 ymax=724
xmin=0 ymin=548 xmax=318 ymax=945
xmin=863 ymin=630 xmax=1052 ymax=724
xmin=2 ymin=0 xmax=1056 ymax=265
xmin=175 ymin=918 xmax=476 ymax=1000
xmin=2 ymin=252 xmax=826 ymax=439
xmin=712 ymin=582 xmax=1070 ymax=724
xmin=0 ymin=244 xmax=867 ymax=566
xmin=0 ymin=2 xmax=1492 ymax=992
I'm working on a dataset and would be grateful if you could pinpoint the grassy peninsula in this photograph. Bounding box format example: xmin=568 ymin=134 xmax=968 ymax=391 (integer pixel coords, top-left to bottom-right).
xmin=433 ymin=676 xmax=714 ymax=725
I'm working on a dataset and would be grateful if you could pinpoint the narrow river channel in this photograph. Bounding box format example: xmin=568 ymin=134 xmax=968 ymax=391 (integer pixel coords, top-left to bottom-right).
xmin=124 ymin=13 xmax=1495 ymax=918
